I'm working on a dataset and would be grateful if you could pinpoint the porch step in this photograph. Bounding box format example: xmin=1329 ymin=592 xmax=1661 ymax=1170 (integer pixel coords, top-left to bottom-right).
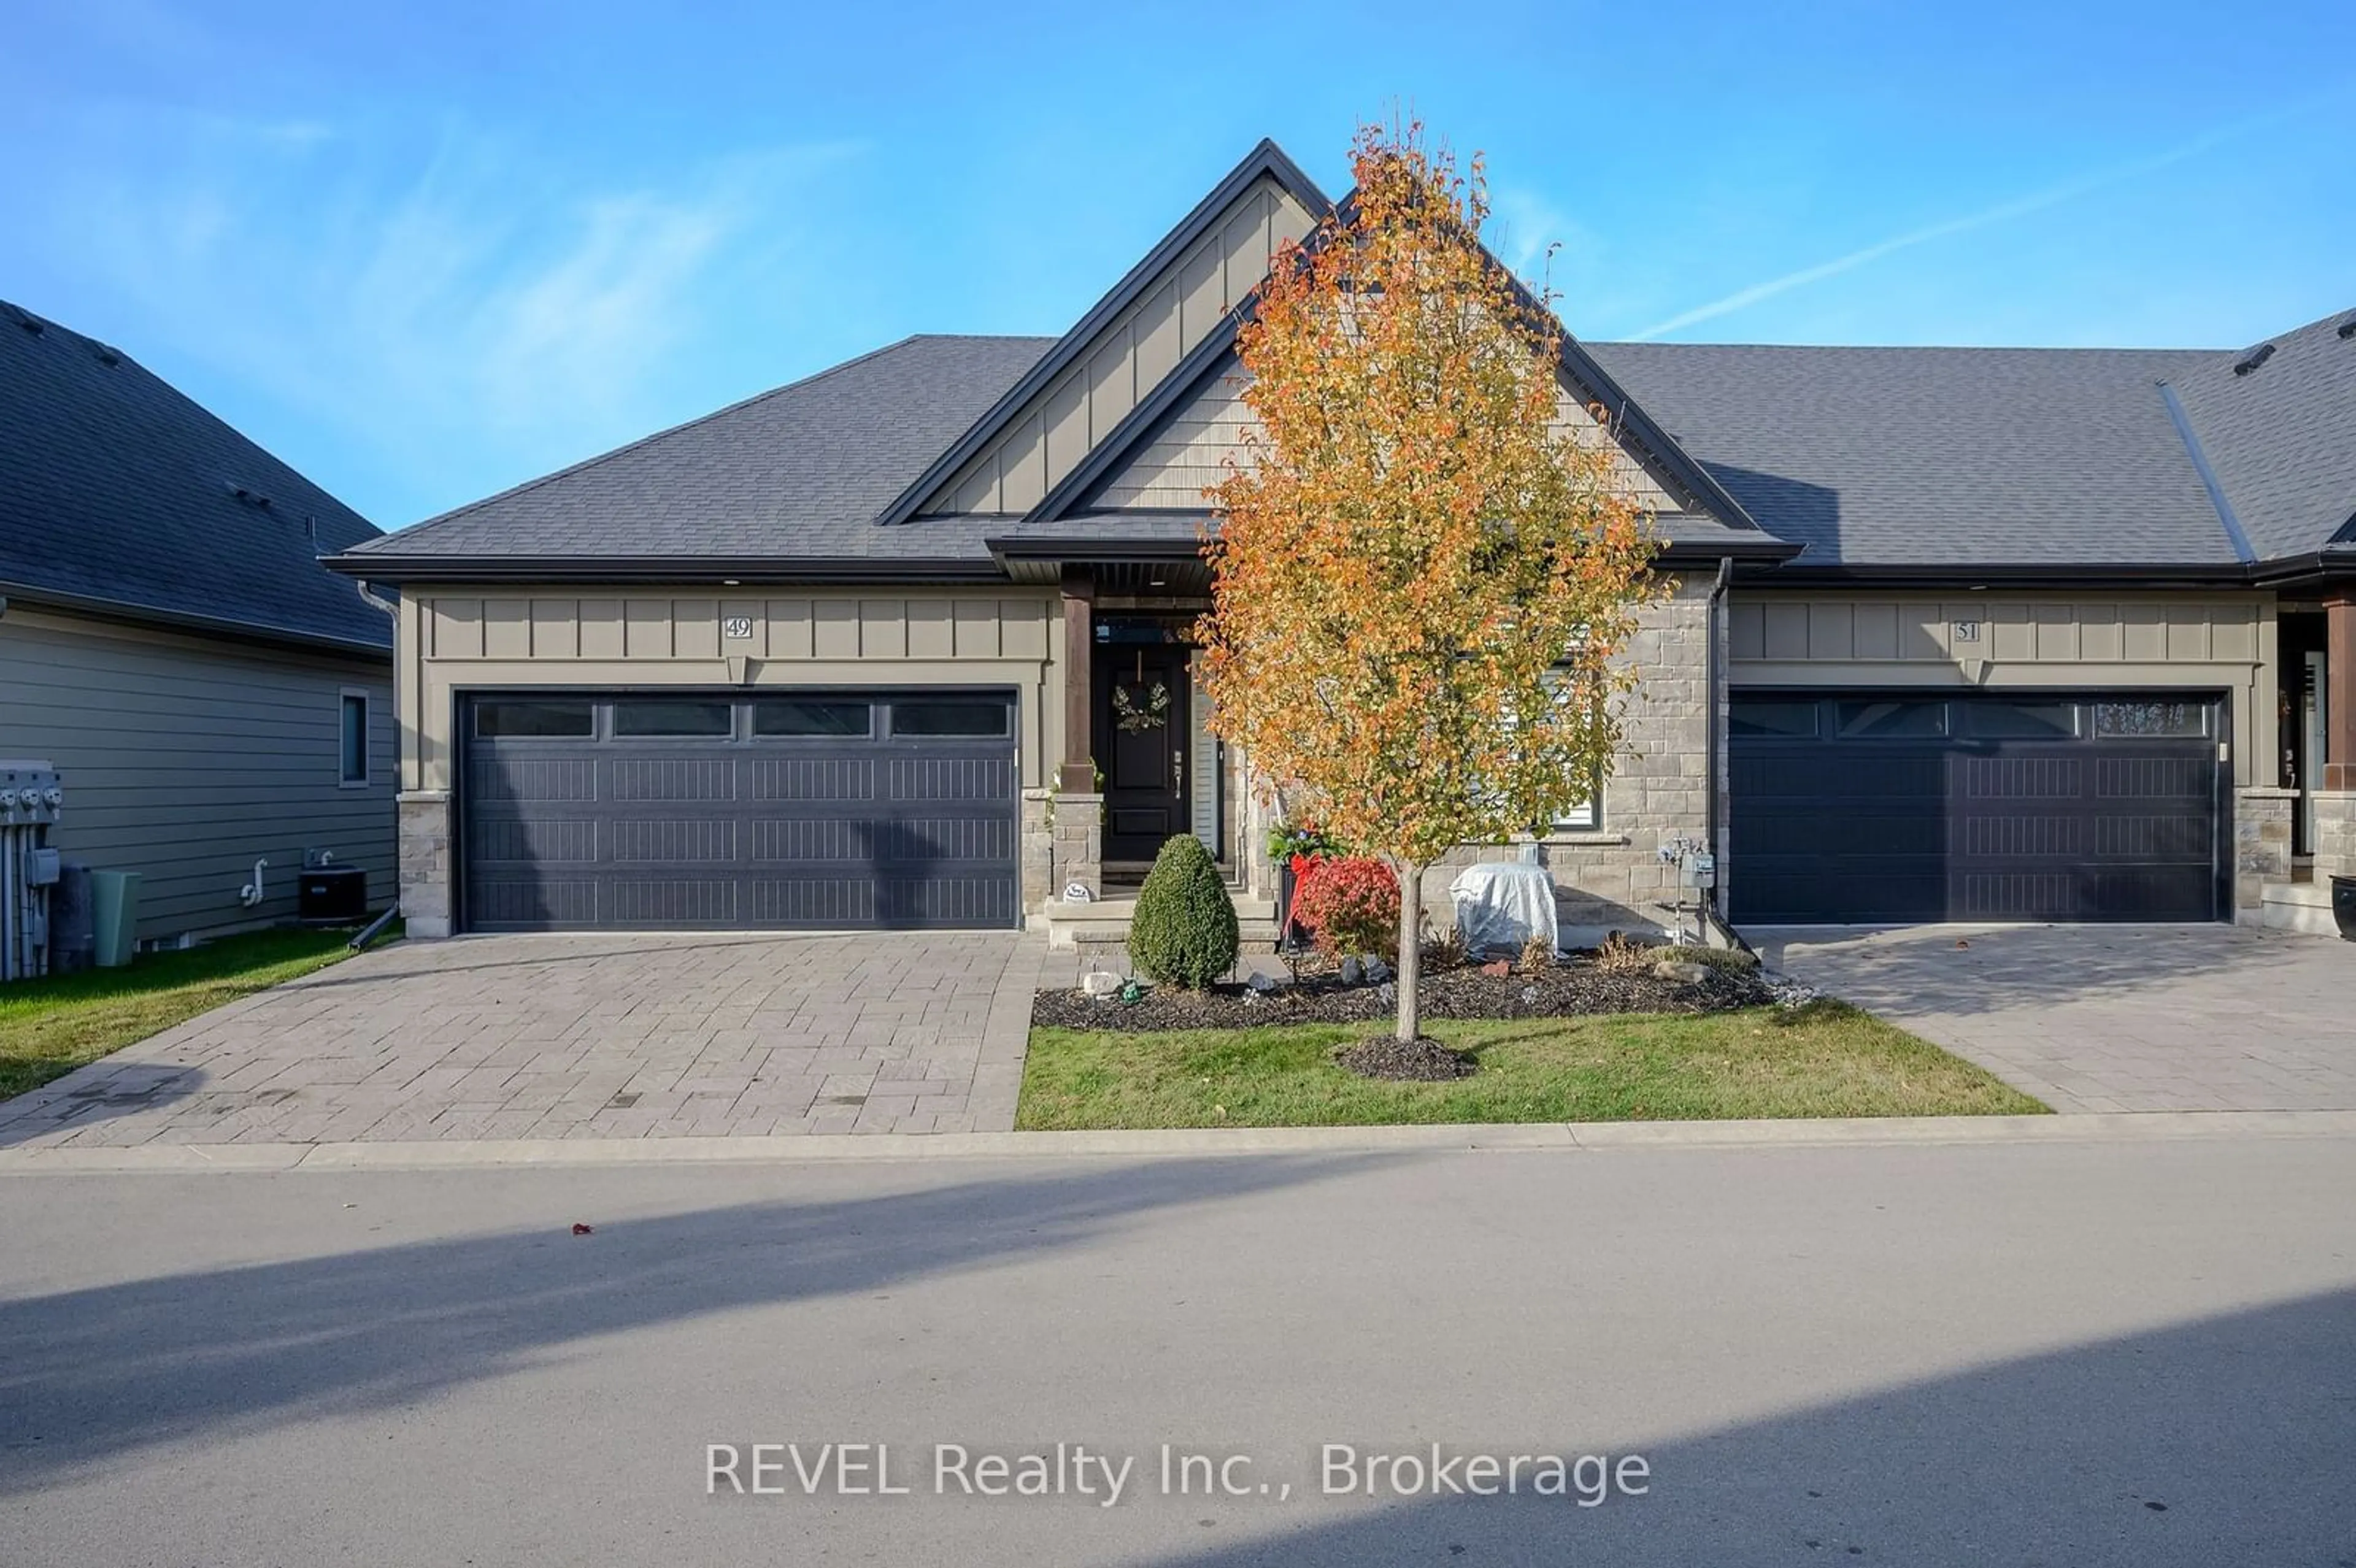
xmin=2260 ymin=880 xmax=2339 ymax=938
xmin=1039 ymin=894 xmax=1282 ymax=952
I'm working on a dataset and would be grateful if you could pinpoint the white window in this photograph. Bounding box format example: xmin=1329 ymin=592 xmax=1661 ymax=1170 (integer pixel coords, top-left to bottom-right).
xmin=339 ymin=691 xmax=369 ymax=786
xmin=1555 ymin=769 xmax=1601 ymax=832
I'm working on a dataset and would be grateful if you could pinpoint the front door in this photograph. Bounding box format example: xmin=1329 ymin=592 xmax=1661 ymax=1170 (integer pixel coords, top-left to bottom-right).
xmin=1095 ymin=644 xmax=1190 ymax=864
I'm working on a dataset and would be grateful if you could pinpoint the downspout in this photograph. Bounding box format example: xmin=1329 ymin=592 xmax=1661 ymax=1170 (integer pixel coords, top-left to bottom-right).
xmin=352 ymin=580 xmax=404 ymax=939
xmin=354 ymin=578 xmax=399 ymax=620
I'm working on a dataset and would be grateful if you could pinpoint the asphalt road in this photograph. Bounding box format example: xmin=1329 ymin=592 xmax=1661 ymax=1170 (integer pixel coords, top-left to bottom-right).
xmin=3 ymin=1132 xmax=2353 ymax=1566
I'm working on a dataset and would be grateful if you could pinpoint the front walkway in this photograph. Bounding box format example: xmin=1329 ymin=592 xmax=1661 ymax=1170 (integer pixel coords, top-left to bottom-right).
xmin=0 ymin=931 xmax=1044 ymax=1149
xmin=1752 ymin=923 xmax=2356 ymax=1114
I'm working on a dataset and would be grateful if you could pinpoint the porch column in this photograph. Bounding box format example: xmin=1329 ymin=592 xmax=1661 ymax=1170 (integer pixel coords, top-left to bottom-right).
xmin=2314 ymin=593 xmax=2356 ymax=880
xmin=2325 ymin=594 xmax=2355 ymax=790
xmin=1058 ymin=569 xmax=1095 ymax=791
xmin=1050 ymin=568 xmax=1103 ymax=899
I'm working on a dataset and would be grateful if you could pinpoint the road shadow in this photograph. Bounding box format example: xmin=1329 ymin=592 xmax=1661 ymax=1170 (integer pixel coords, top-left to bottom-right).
xmin=0 ymin=1154 xmax=1374 ymax=1487
xmin=1138 ymin=1285 xmax=2356 ymax=1567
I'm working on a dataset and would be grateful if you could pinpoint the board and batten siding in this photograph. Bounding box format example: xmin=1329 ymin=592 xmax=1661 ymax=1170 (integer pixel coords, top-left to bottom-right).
xmin=399 ymin=589 xmax=1065 ymax=794
xmin=0 ymin=605 xmax=395 ymax=943
xmin=921 ymin=175 xmax=1315 ymax=517
xmin=1728 ymin=593 xmax=2276 ymax=786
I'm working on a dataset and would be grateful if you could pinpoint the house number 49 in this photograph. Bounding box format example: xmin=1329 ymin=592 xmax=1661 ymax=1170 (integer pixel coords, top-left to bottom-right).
xmin=722 ymin=616 xmax=753 ymax=640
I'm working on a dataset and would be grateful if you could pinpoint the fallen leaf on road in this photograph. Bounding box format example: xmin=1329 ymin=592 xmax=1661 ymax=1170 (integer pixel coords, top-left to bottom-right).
xmin=571 ymin=1223 xmax=594 ymax=1236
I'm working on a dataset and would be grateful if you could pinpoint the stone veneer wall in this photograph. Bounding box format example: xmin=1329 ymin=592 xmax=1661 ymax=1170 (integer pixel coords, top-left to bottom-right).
xmin=397 ymin=791 xmax=453 ymax=940
xmin=1418 ymin=580 xmax=1717 ymax=942
xmin=2234 ymin=786 xmax=2296 ymax=925
xmin=2316 ymin=790 xmax=2356 ymax=880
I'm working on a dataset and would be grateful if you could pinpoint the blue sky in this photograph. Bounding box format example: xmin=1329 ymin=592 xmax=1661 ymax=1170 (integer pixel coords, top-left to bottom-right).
xmin=7 ymin=0 xmax=2351 ymax=530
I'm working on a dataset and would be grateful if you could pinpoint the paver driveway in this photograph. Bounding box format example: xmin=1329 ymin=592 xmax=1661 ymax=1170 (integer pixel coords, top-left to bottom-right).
xmin=0 ymin=931 xmax=1043 ymax=1149
xmin=1752 ymin=923 xmax=2356 ymax=1113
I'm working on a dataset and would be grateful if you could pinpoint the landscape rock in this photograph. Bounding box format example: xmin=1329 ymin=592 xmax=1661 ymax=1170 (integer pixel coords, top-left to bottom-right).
xmin=1339 ymin=956 xmax=1364 ymax=985
xmin=1653 ymin=959 xmax=1711 ymax=985
xmin=1080 ymin=970 xmax=1123 ymax=997
xmin=1246 ymin=971 xmax=1280 ymax=994
xmin=1363 ymin=958 xmax=1391 ymax=983
xmin=1480 ymin=959 xmax=1512 ymax=977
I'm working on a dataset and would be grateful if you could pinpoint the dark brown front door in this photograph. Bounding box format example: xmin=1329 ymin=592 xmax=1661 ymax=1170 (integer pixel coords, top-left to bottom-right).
xmin=1095 ymin=644 xmax=1190 ymax=864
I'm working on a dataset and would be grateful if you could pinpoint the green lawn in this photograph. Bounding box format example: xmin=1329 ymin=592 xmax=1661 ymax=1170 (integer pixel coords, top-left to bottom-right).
xmin=0 ymin=927 xmax=363 ymax=1101
xmin=1017 ymin=1002 xmax=2047 ymax=1129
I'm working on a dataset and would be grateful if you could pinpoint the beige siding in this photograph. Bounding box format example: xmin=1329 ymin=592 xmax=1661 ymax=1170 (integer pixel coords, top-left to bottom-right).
xmin=923 ymin=176 xmax=1315 ymax=516
xmin=1096 ymin=370 xmax=1255 ymax=508
xmin=1729 ymin=591 xmax=2277 ymax=786
xmin=0 ymin=606 xmax=396 ymax=943
xmin=399 ymin=588 xmax=1065 ymax=794
xmin=1095 ymin=367 xmax=1682 ymax=513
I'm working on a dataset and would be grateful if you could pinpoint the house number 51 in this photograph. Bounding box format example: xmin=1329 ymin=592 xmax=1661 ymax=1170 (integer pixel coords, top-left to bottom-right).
xmin=722 ymin=616 xmax=753 ymax=640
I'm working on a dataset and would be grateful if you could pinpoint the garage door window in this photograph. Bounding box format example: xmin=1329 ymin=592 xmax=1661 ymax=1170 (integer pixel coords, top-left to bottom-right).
xmin=1730 ymin=700 xmax=1819 ymax=739
xmin=1835 ymin=700 xmax=1947 ymax=739
xmin=613 ymin=700 xmax=734 ymax=737
xmin=1965 ymin=701 xmax=2079 ymax=739
xmin=753 ymin=699 xmax=871 ymax=737
xmin=2093 ymin=701 xmax=2206 ymax=738
xmin=475 ymin=701 xmax=594 ymax=738
xmin=891 ymin=701 xmax=1008 ymax=737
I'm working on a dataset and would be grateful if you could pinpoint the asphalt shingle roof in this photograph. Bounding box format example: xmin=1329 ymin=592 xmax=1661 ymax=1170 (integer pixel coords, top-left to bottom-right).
xmin=1583 ymin=340 xmax=2247 ymax=568
xmin=352 ymin=334 xmax=1056 ymax=563
xmin=340 ymin=318 xmax=2355 ymax=578
xmin=0 ymin=301 xmax=388 ymax=651
xmin=2166 ymin=307 xmax=2356 ymax=561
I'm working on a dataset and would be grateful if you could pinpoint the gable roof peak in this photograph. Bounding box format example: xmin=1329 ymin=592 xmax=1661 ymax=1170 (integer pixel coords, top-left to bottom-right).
xmin=872 ymin=138 xmax=1333 ymax=526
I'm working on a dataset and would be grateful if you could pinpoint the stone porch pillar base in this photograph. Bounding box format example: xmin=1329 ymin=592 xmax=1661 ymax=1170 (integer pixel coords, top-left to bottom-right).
xmin=1050 ymin=793 xmax=1104 ymax=901
xmin=2313 ymin=790 xmax=2356 ymax=881
xmin=2234 ymin=786 xmax=2296 ymax=925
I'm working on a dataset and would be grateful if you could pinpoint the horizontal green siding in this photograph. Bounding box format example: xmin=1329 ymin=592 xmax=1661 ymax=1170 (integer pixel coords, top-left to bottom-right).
xmin=0 ymin=612 xmax=395 ymax=944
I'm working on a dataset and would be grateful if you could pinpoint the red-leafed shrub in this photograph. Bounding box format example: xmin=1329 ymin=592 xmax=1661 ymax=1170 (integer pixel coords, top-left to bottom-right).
xmin=1291 ymin=856 xmax=1399 ymax=961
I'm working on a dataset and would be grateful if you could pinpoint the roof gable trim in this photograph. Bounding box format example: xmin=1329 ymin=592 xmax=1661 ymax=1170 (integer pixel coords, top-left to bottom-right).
xmin=873 ymin=139 xmax=1334 ymax=528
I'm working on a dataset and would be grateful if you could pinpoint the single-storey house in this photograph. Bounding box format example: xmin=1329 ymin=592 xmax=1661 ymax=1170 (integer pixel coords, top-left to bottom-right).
xmin=325 ymin=140 xmax=2356 ymax=944
xmin=0 ymin=299 xmax=396 ymax=947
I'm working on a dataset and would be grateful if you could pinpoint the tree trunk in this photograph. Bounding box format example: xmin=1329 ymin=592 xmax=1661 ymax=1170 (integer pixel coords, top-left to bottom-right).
xmin=1395 ymin=858 xmax=1422 ymax=1044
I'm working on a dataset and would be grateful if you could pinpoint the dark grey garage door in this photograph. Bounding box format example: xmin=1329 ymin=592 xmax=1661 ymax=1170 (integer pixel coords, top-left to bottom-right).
xmin=1729 ymin=693 xmax=2226 ymax=924
xmin=461 ymin=692 xmax=1020 ymax=932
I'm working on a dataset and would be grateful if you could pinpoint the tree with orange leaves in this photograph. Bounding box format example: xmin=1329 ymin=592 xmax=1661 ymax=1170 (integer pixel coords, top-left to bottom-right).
xmin=1199 ymin=122 xmax=1660 ymax=1047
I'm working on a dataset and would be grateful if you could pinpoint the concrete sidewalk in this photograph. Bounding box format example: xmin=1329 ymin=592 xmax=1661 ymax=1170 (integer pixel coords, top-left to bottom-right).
xmin=6 ymin=1107 xmax=2352 ymax=1174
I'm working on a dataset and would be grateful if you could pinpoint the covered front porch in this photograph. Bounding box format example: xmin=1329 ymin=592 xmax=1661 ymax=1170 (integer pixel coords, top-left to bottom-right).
xmin=1005 ymin=542 xmax=1280 ymax=951
xmin=2254 ymin=590 xmax=2356 ymax=934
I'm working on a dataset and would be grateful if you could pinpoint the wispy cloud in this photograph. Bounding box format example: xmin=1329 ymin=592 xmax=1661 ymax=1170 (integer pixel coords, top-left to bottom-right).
xmin=23 ymin=101 xmax=860 ymax=520
xmin=1626 ymin=98 xmax=2339 ymax=341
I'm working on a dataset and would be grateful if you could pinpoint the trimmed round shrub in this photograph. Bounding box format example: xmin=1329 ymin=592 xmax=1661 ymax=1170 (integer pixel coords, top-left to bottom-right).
xmin=1291 ymin=856 xmax=1399 ymax=961
xmin=1127 ymin=834 xmax=1240 ymax=989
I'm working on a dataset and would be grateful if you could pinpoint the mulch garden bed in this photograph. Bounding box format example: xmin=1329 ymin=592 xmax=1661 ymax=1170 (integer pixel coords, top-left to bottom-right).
xmin=1332 ymin=1034 xmax=1478 ymax=1081
xmin=1031 ymin=952 xmax=1776 ymax=1033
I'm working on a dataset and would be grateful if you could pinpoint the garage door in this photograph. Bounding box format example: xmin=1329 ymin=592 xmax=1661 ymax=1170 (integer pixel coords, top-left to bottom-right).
xmin=461 ymin=691 xmax=1020 ymax=932
xmin=1729 ymin=693 xmax=2225 ymax=924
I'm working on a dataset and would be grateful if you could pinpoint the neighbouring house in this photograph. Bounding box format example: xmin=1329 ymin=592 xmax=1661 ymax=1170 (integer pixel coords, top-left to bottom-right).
xmin=0 ymin=299 xmax=396 ymax=947
xmin=324 ymin=140 xmax=2356 ymax=945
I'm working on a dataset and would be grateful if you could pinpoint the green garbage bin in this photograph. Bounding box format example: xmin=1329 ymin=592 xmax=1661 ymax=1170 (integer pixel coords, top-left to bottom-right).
xmin=91 ymin=870 xmax=142 ymax=968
